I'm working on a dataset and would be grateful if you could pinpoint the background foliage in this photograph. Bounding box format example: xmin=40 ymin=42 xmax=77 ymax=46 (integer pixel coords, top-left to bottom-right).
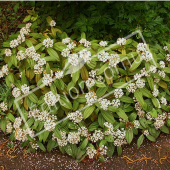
xmin=1 ymin=1 xmax=170 ymax=45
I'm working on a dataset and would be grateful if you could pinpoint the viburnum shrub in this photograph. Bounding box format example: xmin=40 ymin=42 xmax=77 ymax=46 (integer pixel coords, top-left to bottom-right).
xmin=0 ymin=17 xmax=170 ymax=162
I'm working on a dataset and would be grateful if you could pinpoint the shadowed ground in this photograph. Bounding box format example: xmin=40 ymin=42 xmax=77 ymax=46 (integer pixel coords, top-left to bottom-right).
xmin=0 ymin=131 xmax=170 ymax=170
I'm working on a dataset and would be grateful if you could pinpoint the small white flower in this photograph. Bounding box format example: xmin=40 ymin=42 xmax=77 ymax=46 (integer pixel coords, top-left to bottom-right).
xmin=90 ymin=130 xmax=104 ymax=142
xmin=21 ymin=84 xmax=29 ymax=94
xmin=62 ymin=38 xmax=71 ymax=44
xmin=68 ymin=53 xmax=79 ymax=66
xmin=0 ymin=102 xmax=8 ymax=112
xmin=67 ymin=42 xmax=76 ymax=49
xmin=133 ymin=120 xmax=140 ymax=128
xmin=43 ymin=38 xmax=53 ymax=48
xmin=136 ymin=79 xmax=145 ymax=88
xmin=5 ymin=49 xmax=12 ymax=56
xmin=117 ymin=38 xmax=126 ymax=46
xmin=152 ymin=85 xmax=159 ymax=97
xmin=108 ymin=54 xmax=120 ymax=67
xmin=55 ymin=71 xmax=64 ymax=79
xmin=67 ymin=132 xmax=80 ymax=144
xmin=38 ymin=58 xmax=46 ymax=66
xmin=1 ymin=64 xmax=9 ymax=75
xmin=158 ymin=70 xmax=166 ymax=78
xmin=42 ymin=73 xmax=53 ymax=86
xmin=166 ymin=54 xmax=170 ymax=61
xmin=98 ymin=98 xmax=111 ymax=110
xmin=159 ymin=61 xmax=165 ymax=68
xmin=99 ymin=41 xmax=107 ymax=47
xmin=6 ymin=122 xmax=13 ymax=133
xmin=98 ymin=51 xmax=109 ymax=62
xmin=164 ymin=46 xmax=168 ymax=51
xmin=10 ymin=40 xmax=18 ymax=48
xmin=50 ymin=20 xmax=56 ymax=27
xmin=44 ymin=91 xmax=60 ymax=106
xmin=89 ymin=70 xmax=96 ymax=78
xmin=111 ymin=99 xmax=120 ymax=108
xmin=85 ymin=91 xmax=97 ymax=106
xmin=149 ymin=65 xmax=157 ymax=73
xmin=114 ymin=89 xmax=124 ymax=98
xmin=12 ymin=87 xmax=21 ymax=98
xmin=16 ymin=51 xmax=26 ymax=61
xmin=86 ymin=78 xmax=95 ymax=88
xmin=161 ymin=97 xmax=167 ymax=105
xmin=137 ymin=43 xmax=147 ymax=53
xmin=79 ymin=49 xmax=91 ymax=63
xmin=126 ymin=83 xmax=137 ymax=93
xmin=68 ymin=111 xmax=83 ymax=123
xmin=143 ymin=130 xmax=149 ymax=136
xmin=61 ymin=48 xmax=70 ymax=57
xmin=86 ymin=147 xmax=97 ymax=159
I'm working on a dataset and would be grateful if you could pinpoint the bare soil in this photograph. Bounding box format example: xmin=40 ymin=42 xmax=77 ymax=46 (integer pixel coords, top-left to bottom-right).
xmin=0 ymin=131 xmax=170 ymax=170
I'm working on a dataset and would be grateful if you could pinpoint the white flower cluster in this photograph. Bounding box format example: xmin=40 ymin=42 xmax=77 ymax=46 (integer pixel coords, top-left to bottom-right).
xmin=98 ymin=51 xmax=109 ymax=62
xmin=126 ymin=83 xmax=137 ymax=93
xmin=108 ymin=54 xmax=120 ymax=68
xmin=137 ymin=43 xmax=152 ymax=61
xmin=16 ymin=50 xmax=26 ymax=61
xmin=135 ymin=102 xmax=145 ymax=117
xmin=44 ymin=91 xmax=60 ymax=106
xmin=52 ymin=131 xmax=68 ymax=146
xmin=67 ymin=132 xmax=80 ymax=144
xmin=55 ymin=71 xmax=64 ymax=79
xmin=21 ymin=84 xmax=30 ymax=94
xmin=6 ymin=122 xmax=13 ymax=133
xmin=67 ymin=42 xmax=76 ymax=49
xmin=86 ymin=147 xmax=97 ymax=159
xmin=0 ymin=64 xmax=9 ymax=78
xmin=136 ymin=78 xmax=145 ymax=88
xmin=113 ymin=128 xmax=127 ymax=147
xmin=99 ymin=41 xmax=107 ymax=47
xmin=30 ymin=143 xmax=39 ymax=150
xmin=62 ymin=38 xmax=71 ymax=44
xmin=79 ymin=49 xmax=91 ymax=63
xmin=68 ymin=111 xmax=83 ymax=123
xmin=90 ymin=130 xmax=104 ymax=142
xmin=161 ymin=97 xmax=167 ymax=105
xmin=86 ymin=78 xmax=95 ymax=88
xmin=159 ymin=61 xmax=165 ymax=68
xmin=42 ymin=73 xmax=53 ymax=86
xmin=13 ymin=117 xmax=22 ymax=129
xmin=114 ymin=89 xmax=124 ymax=98
xmin=28 ymin=109 xmax=57 ymax=131
xmin=98 ymin=145 xmax=108 ymax=156
xmin=15 ymin=128 xmax=34 ymax=142
xmin=50 ymin=20 xmax=56 ymax=27
xmin=98 ymin=98 xmax=111 ymax=110
xmin=152 ymin=85 xmax=159 ymax=97
xmin=143 ymin=130 xmax=149 ymax=136
xmin=68 ymin=53 xmax=79 ymax=66
xmin=166 ymin=54 xmax=170 ymax=62
xmin=79 ymin=38 xmax=91 ymax=48
xmin=78 ymin=126 xmax=89 ymax=137
xmin=61 ymin=48 xmax=70 ymax=57
xmin=111 ymin=99 xmax=121 ymax=108
xmin=158 ymin=70 xmax=166 ymax=78
xmin=85 ymin=91 xmax=97 ymax=105
xmin=10 ymin=23 xmax=32 ymax=48
xmin=133 ymin=120 xmax=140 ymax=128
xmin=5 ymin=49 xmax=12 ymax=56
xmin=43 ymin=38 xmax=53 ymax=48
xmin=164 ymin=46 xmax=168 ymax=51
xmin=0 ymin=102 xmax=8 ymax=112
xmin=12 ymin=87 xmax=21 ymax=98
xmin=117 ymin=38 xmax=126 ymax=46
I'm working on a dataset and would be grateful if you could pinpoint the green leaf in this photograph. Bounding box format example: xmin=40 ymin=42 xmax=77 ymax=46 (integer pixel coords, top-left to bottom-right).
xmin=147 ymin=77 xmax=154 ymax=90
xmin=7 ymin=113 xmax=15 ymax=122
xmin=112 ymin=82 xmax=128 ymax=88
xmin=126 ymin=129 xmax=133 ymax=144
xmin=37 ymin=141 xmax=46 ymax=152
xmin=54 ymin=128 xmax=62 ymax=140
xmin=151 ymin=97 xmax=159 ymax=108
xmin=47 ymin=48 xmax=60 ymax=61
xmin=46 ymin=16 xmax=52 ymax=24
xmin=116 ymin=108 xmax=128 ymax=121
xmin=137 ymin=134 xmax=144 ymax=148
xmin=117 ymin=146 xmax=122 ymax=156
xmin=79 ymin=138 xmax=88 ymax=150
xmin=146 ymin=135 xmax=156 ymax=142
xmin=28 ymin=93 xmax=38 ymax=103
xmin=47 ymin=139 xmax=57 ymax=152
xmin=119 ymin=96 xmax=134 ymax=103
xmin=160 ymin=126 xmax=169 ymax=134
xmin=101 ymin=110 xmax=115 ymax=124
xmin=134 ymin=90 xmax=145 ymax=107
xmin=59 ymin=95 xmax=72 ymax=109
xmin=25 ymin=39 xmax=33 ymax=47
xmin=23 ymin=15 xmax=31 ymax=22
xmin=83 ymin=105 xmax=95 ymax=119
xmin=96 ymin=87 xmax=108 ymax=98
xmin=96 ymin=63 xmax=109 ymax=75
xmin=80 ymin=66 xmax=88 ymax=81
xmin=150 ymin=108 xmax=157 ymax=118
xmin=129 ymin=56 xmax=142 ymax=71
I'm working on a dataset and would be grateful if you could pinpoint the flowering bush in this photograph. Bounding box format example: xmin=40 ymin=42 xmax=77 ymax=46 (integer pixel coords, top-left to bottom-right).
xmin=0 ymin=17 xmax=170 ymax=162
